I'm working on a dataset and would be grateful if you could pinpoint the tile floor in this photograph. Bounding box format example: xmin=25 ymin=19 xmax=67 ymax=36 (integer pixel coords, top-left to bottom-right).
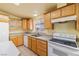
xmin=17 ymin=46 xmax=37 ymax=56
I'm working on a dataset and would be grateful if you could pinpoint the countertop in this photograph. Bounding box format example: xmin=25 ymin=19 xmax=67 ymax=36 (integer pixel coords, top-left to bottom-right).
xmin=9 ymin=31 xmax=24 ymax=36
xmin=0 ymin=41 xmax=20 ymax=56
xmin=28 ymin=34 xmax=52 ymax=41
xmin=10 ymin=31 xmax=52 ymax=41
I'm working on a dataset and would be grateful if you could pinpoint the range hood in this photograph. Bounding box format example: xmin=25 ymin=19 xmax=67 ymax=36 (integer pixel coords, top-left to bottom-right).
xmin=51 ymin=15 xmax=77 ymax=23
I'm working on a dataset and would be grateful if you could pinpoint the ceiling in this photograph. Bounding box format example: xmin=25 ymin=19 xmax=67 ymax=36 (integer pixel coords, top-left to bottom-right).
xmin=0 ymin=3 xmax=57 ymax=18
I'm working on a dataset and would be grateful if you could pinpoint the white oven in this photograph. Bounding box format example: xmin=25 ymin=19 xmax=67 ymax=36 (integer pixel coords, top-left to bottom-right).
xmin=48 ymin=42 xmax=79 ymax=56
xmin=48 ymin=32 xmax=79 ymax=56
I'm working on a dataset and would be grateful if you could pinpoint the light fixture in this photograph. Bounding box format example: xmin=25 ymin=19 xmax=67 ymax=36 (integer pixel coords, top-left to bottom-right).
xmin=33 ymin=13 xmax=38 ymax=16
xmin=14 ymin=3 xmax=20 ymax=6
xmin=33 ymin=11 xmax=38 ymax=16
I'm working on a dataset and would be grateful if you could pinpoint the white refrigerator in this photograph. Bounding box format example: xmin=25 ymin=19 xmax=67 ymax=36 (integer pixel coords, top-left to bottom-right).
xmin=0 ymin=22 xmax=9 ymax=42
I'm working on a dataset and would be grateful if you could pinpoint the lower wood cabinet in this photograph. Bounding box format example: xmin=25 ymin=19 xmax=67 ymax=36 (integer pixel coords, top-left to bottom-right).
xmin=10 ymin=35 xmax=24 ymax=47
xmin=28 ymin=36 xmax=48 ymax=56
xmin=37 ymin=39 xmax=48 ymax=56
xmin=28 ymin=36 xmax=32 ymax=49
xmin=31 ymin=37 xmax=37 ymax=53
xmin=18 ymin=35 xmax=24 ymax=46
xmin=11 ymin=36 xmax=18 ymax=46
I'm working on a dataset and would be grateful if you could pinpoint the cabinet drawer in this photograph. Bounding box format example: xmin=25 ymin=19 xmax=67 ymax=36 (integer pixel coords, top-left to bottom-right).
xmin=37 ymin=42 xmax=47 ymax=49
xmin=37 ymin=49 xmax=47 ymax=56
xmin=37 ymin=46 xmax=47 ymax=52
xmin=62 ymin=4 xmax=76 ymax=16
xmin=51 ymin=9 xmax=61 ymax=19
xmin=37 ymin=39 xmax=47 ymax=45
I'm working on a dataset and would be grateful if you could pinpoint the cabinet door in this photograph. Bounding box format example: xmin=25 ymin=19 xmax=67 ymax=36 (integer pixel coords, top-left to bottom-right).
xmin=11 ymin=36 xmax=18 ymax=47
xmin=28 ymin=36 xmax=32 ymax=49
xmin=51 ymin=9 xmax=61 ymax=19
xmin=18 ymin=35 xmax=24 ymax=46
xmin=31 ymin=37 xmax=37 ymax=53
xmin=44 ymin=13 xmax=52 ymax=29
xmin=76 ymin=4 xmax=79 ymax=31
xmin=22 ymin=19 xmax=28 ymax=32
xmin=62 ymin=4 xmax=76 ymax=17
xmin=28 ymin=19 xmax=33 ymax=31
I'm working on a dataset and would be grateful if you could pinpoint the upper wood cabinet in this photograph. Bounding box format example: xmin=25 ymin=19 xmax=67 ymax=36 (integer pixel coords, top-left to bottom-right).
xmin=44 ymin=13 xmax=52 ymax=29
xmin=62 ymin=4 xmax=76 ymax=17
xmin=28 ymin=19 xmax=33 ymax=31
xmin=51 ymin=9 xmax=61 ymax=19
xmin=22 ymin=19 xmax=33 ymax=32
xmin=76 ymin=4 xmax=79 ymax=31
xmin=22 ymin=19 xmax=28 ymax=32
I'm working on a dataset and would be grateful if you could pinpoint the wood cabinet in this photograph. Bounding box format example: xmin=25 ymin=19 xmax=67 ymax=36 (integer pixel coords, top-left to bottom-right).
xmin=10 ymin=35 xmax=23 ymax=47
xmin=28 ymin=36 xmax=37 ymax=52
xmin=18 ymin=35 xmax=24 ymax=46
xmin=27 ymin=19 xmax=33 ymax=31
xmin=44 ymin=13 xmax=52 ymax=29
xmin=50 ymin=4 xmax=76 ymax=19
xmin=28 ymin=36 xmax=48 ymax=56
xmin=22 ymin=18 xmax=33 ymax=32
xmin=10 ymin=36 xmax=18 ymax=46
xmin=22 ymin=19 xmax=28 ymax=32
xmin=76 ymin=4 xmax=79 ymax=31
xmin=31 ymin=37 xmax=37 ymax=53
xmin=28 ymin=36 xmax=32 ymax=49
xmin=51 ymin=9 xmax=61 ymax=19
xmin=62 ymin=4 xmax=76 ymax=17
xmin=37 ymin=39 xmax=48 ymax=56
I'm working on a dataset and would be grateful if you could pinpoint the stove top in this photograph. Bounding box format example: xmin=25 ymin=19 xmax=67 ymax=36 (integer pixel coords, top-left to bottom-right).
xmin=49 ymin=32 xmax=77 ymax=48
xmin=50 ymin=38 xmax=77 ymax=47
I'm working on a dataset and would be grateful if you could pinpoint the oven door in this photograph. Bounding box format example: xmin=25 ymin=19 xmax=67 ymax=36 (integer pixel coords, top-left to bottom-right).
xmin=48 ymin=43 xmax=68 ymax=56
xmin=48 ymin=42 xmax=79 ymax=56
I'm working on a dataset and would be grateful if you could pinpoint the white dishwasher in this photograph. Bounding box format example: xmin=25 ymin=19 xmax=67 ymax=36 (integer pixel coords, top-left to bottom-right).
xmin=24 ymin=33 xmax=28 ymax=47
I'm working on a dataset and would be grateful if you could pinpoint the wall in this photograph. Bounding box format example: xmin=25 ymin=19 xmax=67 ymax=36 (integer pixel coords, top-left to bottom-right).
xmin=53 ymin=21 xmax=79 ymax=38
xmin=53 ymin=21 xmax=76 ymax=34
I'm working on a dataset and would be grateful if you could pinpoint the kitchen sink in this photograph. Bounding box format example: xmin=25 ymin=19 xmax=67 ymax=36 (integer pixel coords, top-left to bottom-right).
xmin=31 ymin=34 xmax=41 ymax=37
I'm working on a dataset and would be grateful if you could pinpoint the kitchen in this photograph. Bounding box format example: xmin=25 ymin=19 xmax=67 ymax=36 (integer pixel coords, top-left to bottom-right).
xmin=0 ymin=3 xmax=79 ymax=56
